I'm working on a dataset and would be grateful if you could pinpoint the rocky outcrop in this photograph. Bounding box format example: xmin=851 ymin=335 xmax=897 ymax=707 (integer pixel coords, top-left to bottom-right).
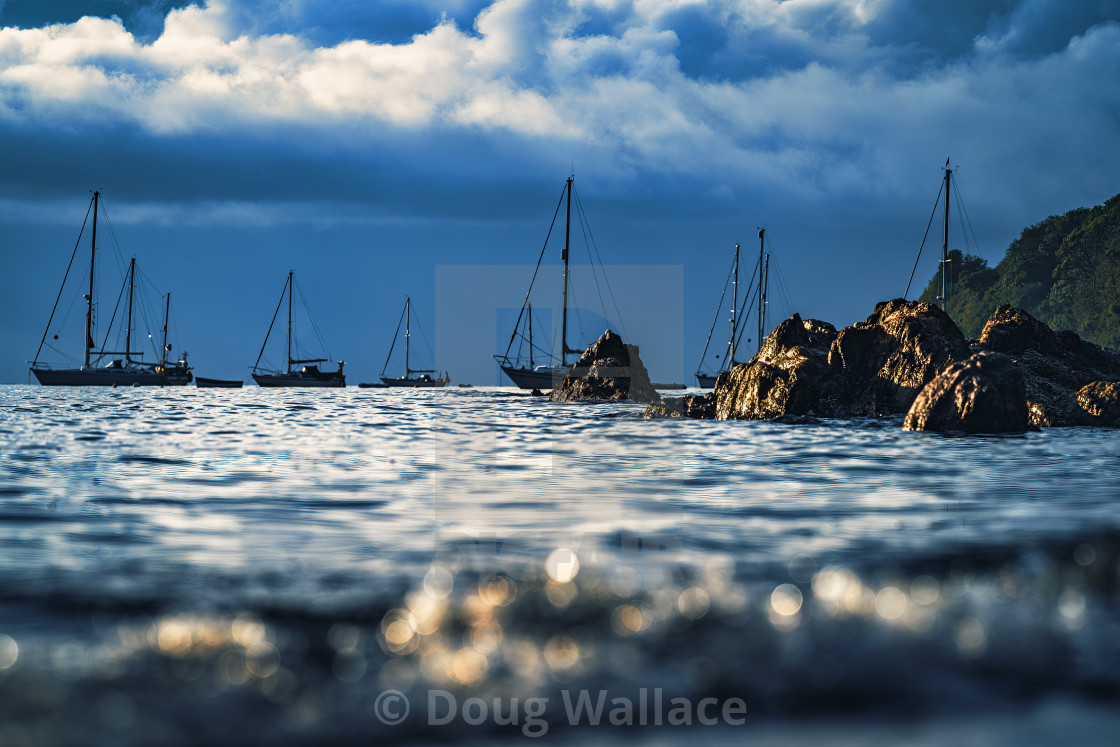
xmin=1076 ymin=381 xmax=1120 ymax=427
xmin=976 ymin=306 xmax=1120 ymax=426
xmin=644 ymin=393 xmax=717 ymax=419
xmin=714 ymin=314 xmax=839 ymax=419
xmin=549 ymin=330 xmax=660 ymax=404
xmin=714 ymin=300 xmax=970 ymax=420
xmin=903 ymin=351 xmax=1028 ymax=433
xmin=826 ymin=299 xmax=972 ymax=416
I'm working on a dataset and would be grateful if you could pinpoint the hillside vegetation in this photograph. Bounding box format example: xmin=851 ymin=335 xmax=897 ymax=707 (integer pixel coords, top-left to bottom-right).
xmin=918 ymin=192 xmax=1120 ymax=349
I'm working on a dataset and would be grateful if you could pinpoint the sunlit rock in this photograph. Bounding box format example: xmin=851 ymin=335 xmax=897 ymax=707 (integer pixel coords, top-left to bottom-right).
xmin=903 ymin=351 xmax=1029 ymax=433
xmin=975 ymin=305 xmax=1120 ymax=426
xmin=549 ymin=330 xmax=660 ymax=404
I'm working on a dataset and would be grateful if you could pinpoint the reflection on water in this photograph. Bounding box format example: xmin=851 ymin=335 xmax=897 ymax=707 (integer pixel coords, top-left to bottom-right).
xmin=0 ymin=385 xmax=1118 ymax=745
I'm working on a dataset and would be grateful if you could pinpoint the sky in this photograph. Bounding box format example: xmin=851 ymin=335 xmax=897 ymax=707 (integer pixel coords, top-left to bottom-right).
xmin=1 ymin=0 xmax=1119 ymax=384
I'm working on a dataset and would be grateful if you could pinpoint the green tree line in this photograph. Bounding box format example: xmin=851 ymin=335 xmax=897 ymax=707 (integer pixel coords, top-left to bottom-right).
xmin=917 ymin=191 xmax=1120 ymax=349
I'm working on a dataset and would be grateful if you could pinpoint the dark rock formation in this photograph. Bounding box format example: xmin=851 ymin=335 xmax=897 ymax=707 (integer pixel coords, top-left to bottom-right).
xmin=1076 ymin=381 xmax=1120 ymax=427
xmin=714 ymin=314 xmax=839 ymax=419
xmin=643 ymin=393 xmax=716 ymax=419
xmin=903 ymin=351 xmax=1028 ymax=433
xmin=714 ymin=300 xmax=969 ymax=420
xmin=549 ymin=330 xmax=660 ymax=404
xmin=976 ymin=306 xmax=1120 ymax=426
xmin=826 ymin=299 xmax=971 ymax=416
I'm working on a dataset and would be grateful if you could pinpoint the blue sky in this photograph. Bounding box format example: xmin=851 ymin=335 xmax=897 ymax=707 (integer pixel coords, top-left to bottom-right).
xmin=2 ymin=0 xmax=1119 ymax=384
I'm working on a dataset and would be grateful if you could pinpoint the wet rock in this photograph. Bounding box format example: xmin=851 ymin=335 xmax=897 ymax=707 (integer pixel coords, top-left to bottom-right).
xmin=827 ymin=299 xmax=971 ymax=416
xmin=714 ymin=300 xmax=969 ymax=420
xmin=903 ymin=351 xmax=1028 ymax=433
xmin=530 ymin=388 xmax=544 ymax=397
xmin=714 ymin=314 xmax=838 ymax=419
xmin=643 ymin=393 xmax=715 ymax=419
xmin=1076 ymin=381 xmax=1120 ymax=427
xmin=976 ymin=306 xmax=1120 ymax=426
xmin=549 ymin=330 xmax=660 ymax=404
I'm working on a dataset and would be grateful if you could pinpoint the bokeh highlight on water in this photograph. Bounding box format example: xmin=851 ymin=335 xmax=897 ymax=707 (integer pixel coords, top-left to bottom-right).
xmin=1 ymin=385 xmax=1118 ymax=745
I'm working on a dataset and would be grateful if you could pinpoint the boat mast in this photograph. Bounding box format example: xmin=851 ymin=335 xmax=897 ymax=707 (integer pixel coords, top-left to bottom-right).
xmin=405 ymin=296 xmax=411 ymax=376
xmin=286 ymin=270 xmax=293 ymax=373
xmin=728 ymin=243 xmax=740 ymax=368
xmin=762 ymin=252 xmax=770 ymax=348
xmin=84 ymin=191 xmax=100 ymax=368
xmin=757 ymin=228 xmax=765 ymax=354
xmin=528 ymin=302 xmax=534 ymax=368
xmin=940 ymin=158 xmax=952 ymax=312
xmin=161 ymin=292 xmax=171 ymax=368
xmin=561 ymin=176 xmax=573 ymax=365
xmin=125 ymin=257 xmax=135 ymax=365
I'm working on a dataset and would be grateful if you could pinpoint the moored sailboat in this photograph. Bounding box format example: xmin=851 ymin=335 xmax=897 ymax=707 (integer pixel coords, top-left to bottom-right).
xmin=251 ymin=271 xmax=345 ymax=387
xmin=695 ymin=229 xmax=770 ymax=388
xmin=495 ymin=176 xmax=618 ymax=389
xmin=30 ymin=191 xmax=193 ymax=386
xmin=379 ymin=297 xmax=449 ymax=387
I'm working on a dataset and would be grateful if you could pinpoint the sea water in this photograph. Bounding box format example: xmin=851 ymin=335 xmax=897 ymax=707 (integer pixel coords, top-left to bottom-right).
xmin=0 ymin=385 xmax=1118 ymax=745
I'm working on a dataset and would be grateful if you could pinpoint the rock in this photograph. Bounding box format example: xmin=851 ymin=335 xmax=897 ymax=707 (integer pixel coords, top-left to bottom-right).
xmin=976 ymin=305 xmax=1120 ymax=426
xmin=827 ymin=299 xmax=971 ymax=416
xmin=530 ymin=388 xmax=544 ymax=397
xmin=549 ymin=330 xmax=660 ymax=404
xmin=903 ymin=351 xmax=1028 ymax=433
xmin=714 ymin=300 xmax=969 ymax=420
xmin=714 ymin=314 xmax=839 ymax=419
xmin=643 ymin=393 xmax=715 ymax=419
xmin=1076 ymin=381 xmax=1120 ymax=426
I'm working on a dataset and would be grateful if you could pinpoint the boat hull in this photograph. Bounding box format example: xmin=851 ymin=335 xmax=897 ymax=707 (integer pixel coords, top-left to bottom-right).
xmin=196 ymin=377 xmax=244 ymax=388
xmin=499 ymin=364 xmax=569 ymax=390
xmin=695 ymin=373 xmax=719 ymax=388
xmin=252 ymin=373 xmax=345 ymax=388
xmin=31 ymin=367 xmax=192 ymax=387
xmin=379 ymin=376 xmax=449 ymax=388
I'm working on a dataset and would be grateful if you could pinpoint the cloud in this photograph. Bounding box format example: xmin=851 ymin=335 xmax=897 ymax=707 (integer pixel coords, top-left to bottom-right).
xmin=0 ymin=0 xmax=1118 ymax=222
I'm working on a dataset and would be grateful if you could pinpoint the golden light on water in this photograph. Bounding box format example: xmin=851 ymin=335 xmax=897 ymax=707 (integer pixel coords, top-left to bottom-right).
xmin=231 ymin=614 xmax=266 ymax=648
xmin=156 ymin=619 xmax=193 ymax=657
xmin=0 ymin=634 xmax=17 ymax=670
xmin=470 ymin=619 xmax=504 ymax=653
xmin=423 ymin=566 xmax=454 ymax=598
xmin=770 ymin=583 xmax=803 ymax=616
xmin=545 ymin=580 xmax=578 ymax=607
xmin=955 ymin=617 xmax=988 ymax=658
xmin=449 ymin=647 xmax=488 ymax=685
xmin=545 ymin=548 xmax=580 ymax=583
xmin=479 ymin=575 xmax=517 ymax=607
xmin=611 ymin=604 xmax=646 ymax=635
xmin=677 ymin=586 xmax=711 ymax=620
xmin=543 ymin=634 xmax=581 ymax=672
xmin=874 ymin=586 xmax=908 ymax=621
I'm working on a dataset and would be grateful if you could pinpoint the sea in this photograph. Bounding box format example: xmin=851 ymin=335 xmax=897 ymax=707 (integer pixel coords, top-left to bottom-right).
xmin=0 ymin=384 xmax=1118 ymax=746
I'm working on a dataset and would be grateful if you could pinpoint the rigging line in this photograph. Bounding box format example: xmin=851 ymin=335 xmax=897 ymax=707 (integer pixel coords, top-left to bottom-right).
xmin=44 ymin=343 xmax=81 ymax=364
xmin=254 ymin=276 xmax=289 ymax=371
xmin=574 ymin=190 xmax=630 ymax=341
xmin=382 ymin=302 xmax=407 ymax=375
xmin=96 ymin=270 xmax=130 ymax=359
xmin=575 ymin=200 xmax=610 ymax=338
xmin=504 ymin=183 xmax=567 ymax=360
xmin=697 ymin=253 xmax=736 ymax=372
xmin=733 ymin=280 xmax=763 ymax=355
xmin=904 ymin=177 xmax=946 ymax=299
xmin=295 ymin=279 xmax=332 ymax=361
xmin=410 ymin=310 xmax=438 ymax=368
xmin=952 ymin=175 xmax=983 ymax=258
xmin=34 ymin=195 xmax=94 ymax=364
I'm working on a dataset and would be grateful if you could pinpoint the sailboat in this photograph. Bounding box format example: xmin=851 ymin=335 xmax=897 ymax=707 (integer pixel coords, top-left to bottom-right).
xmin=495 ymin=176 xmax=607 ymax=389
xmin=30 ymin=191 xmax=193 ymax=386
xmin=250 ymin=271 xmax=346 ymax=387
xmin=695 ymin=228 xmax=769 ymax=388
xmin=379 ymin=297 xmax=449 ymax=387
